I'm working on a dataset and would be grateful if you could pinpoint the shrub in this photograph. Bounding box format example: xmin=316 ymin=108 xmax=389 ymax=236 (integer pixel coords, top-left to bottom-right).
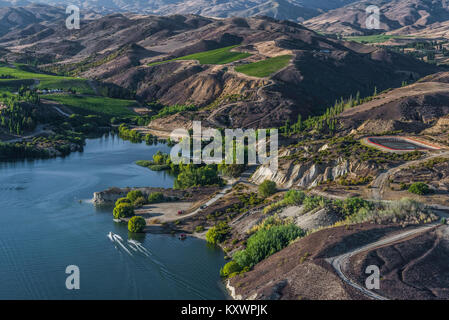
xmin=135 ymin=160 xmax=152 ymax=167
xmin=218 ymin=164 xmax=247 ymax=178
xmin=263 ymin=190 xmax=305 ymax=214
xmin=195 ymin=225 xmax=205 ymax=233
xmin=133 ymin=196 xmax=147 ymax=207
xmin=174 ymin=164 xmax=223 ymax=189
xmin=128 ymin=216 xmax=146 ymax=233
xmin=233 ymin=223 xmax=304 ymax=268
xmin=127 ymin=190 xmax=144 ymax=202
xmin=113 ymin=203 xmax=134 ymax=219
xmin=263 ymin=201 xmax=286 ymax=215
xmin=206 ymin=222 xmax=230 ymax=245
xmin=248 ymin=214 xmax=286 ymax=235
xmin=258 ymin=180 xmax=277 ymax=198
xmin=220 ymin=261 xmax=242 ymax=278
xmin=340 ymin=198 xmax=437 ymax=225
xmin=399 ymin=183 xmax=408 ymax=190
xmin=152 ymin=151 xmax=169 ymax=165
xmin=283 ymin=190 xmax=306 ymax=205
xmin=303 ymin=195 xmax=327 ymax=211
xmin=118 ymin=124 xmax=142 ymax=142
xmin=334 ymin=197 xmax=372 ymax=217
xmin=337 ymin=175 xmax=372 ymax=186
xmin=408 ymin=182 xmax=432 ymax=195
xmin=148 ymin=192 xmax=165 ymax=204
xmin=115 ymin=197 xmax=131 ymax=206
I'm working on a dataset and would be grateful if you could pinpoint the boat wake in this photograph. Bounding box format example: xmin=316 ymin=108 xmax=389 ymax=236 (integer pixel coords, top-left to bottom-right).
xmin=107 ymin=232 xmax=133 ymax=256
xmin=128 ymin=239 xmax=151 ymax=257
xmin=107 ymin=232 xmax=154 ymax=258
xmin=106 ymin=232 xmax=207 ymax=298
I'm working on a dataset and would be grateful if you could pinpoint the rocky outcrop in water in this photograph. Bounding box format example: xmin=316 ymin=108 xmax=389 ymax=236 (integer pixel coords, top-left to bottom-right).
xmin=93 ymin=187 xmax=181 ymax=205
xmin=92 ymin=186 xmax=219 ymax=205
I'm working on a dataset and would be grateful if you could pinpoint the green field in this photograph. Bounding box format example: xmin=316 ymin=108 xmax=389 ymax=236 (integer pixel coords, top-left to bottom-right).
xmin=149 ymin=45 xmax=252 ymax=66
xmin=37 ymin=79 xmax=94 ymax=95
xmin=235 ymin=55 xmax=292 ymax=78
xmin=44 ymin=94 xmax=138 ymax=118
xmin=344 ymin=34 xmax=412 ymax=44
xmin=0 ymin=65 xmax=93 ymax=94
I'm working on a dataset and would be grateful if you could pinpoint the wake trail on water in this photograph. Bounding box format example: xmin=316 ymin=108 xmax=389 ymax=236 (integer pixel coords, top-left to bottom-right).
xmin=110 ymin=233 xmax=133 ymax=256
xmin=107 ymin=233 xmax=207 ymax=298
xmin=128 ymin=240 xmax=151 ymax=257
xmin=130 ymin=240 xmax=209 ymax=299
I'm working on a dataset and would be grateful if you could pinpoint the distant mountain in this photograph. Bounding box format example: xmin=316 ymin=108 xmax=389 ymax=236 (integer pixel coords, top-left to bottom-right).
xmin=0 ymin=0 xmax=359 ymax=21
xmin=0 ymin=7 xmax=439 ymax=129
xmin=0 ymin=0 xmax=30 ymax=7
xmin=388 ymin=19 xmax=449 ymax=38
xmin=305 ymin=0 xmax=449 ymax=36
xmin=0 ymin=4 xmax=65 ymax=37
xmin=0 ymin=3 xmax=102 ymax=38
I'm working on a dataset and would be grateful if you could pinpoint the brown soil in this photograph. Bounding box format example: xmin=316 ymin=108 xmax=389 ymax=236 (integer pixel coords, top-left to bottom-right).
xmin=340 ymin=80 xmax=449 ymax=135
xmin=348 ymin=225 xmax=449 ymax=299
xmin=229 ymin=223 xmax=410 ymax=300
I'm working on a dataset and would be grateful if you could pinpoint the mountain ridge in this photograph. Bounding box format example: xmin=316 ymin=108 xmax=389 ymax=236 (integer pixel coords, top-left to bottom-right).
xmin=304 ymin=0 xmax=449 ymax=36
xmin=0 ymin=0 xmax=359 ymax=21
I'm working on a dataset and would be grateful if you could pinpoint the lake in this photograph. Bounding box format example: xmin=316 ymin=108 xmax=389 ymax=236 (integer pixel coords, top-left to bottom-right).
xmin=0 ymin=134 xmax=227 ymax=299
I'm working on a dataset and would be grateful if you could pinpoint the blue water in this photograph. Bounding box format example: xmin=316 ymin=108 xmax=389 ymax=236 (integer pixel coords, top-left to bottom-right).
xmin=0 ymin=135 xmax=227 ymax=299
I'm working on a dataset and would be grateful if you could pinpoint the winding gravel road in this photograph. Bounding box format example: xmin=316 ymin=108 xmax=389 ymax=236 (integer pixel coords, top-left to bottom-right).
xmin=371 ymin=150 xmax=449 ymax=200
xmin=327 ymin=224 xmax=437 ymax=300
xmin=326 ymin=149 xmax=449 ymax=300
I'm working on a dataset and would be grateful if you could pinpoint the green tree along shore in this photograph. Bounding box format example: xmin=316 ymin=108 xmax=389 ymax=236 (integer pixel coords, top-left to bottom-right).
xmin=128 ymin=216 xmax=146 ymax=233
xmin=0 ymin=64 xmax=139 ymax=161
xmin=0 ymin=87 xmax=39 ymax=135
xmin=112 ymin=189 xmax=180 ymax=232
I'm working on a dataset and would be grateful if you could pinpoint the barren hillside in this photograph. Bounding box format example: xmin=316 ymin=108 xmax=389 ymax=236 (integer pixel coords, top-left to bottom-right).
xmin=0 ymin=7 xmax=440 ymax=130
xmin=305 ymin=0 xmax=449 ymax=36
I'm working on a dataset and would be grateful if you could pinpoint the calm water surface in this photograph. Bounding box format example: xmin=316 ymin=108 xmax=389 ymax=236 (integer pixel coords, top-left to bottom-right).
xmin=0 ymin=135 xmax=227 ymax=299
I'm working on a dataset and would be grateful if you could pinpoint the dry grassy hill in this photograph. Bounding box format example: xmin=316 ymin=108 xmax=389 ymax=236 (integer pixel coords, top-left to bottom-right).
xmin=305 ymin=0 xmax=449 ymax=36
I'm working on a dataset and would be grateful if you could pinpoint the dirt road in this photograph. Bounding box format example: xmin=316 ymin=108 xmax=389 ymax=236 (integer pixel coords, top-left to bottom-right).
xmin=327 ymin=224 xmax=437 ymax=300
xmin=323 ymin=150 xmax=449 ymax=299
xmin=3 ymin=124 xmax=49 ymax=143
xmin=186 ymin=166 xmax=258 ymax=217
xmin=371 ymin=150 xmax=449 ymax=200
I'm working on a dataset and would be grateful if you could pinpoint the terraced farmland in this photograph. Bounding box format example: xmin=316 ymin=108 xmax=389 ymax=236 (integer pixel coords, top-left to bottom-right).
xmin=149 ymin=45 xmax=252 ymax=66
xmin=44 ymin=94 xmax=138 ymax=119
xmin=235 ymin=55 xmax=292 ymax=78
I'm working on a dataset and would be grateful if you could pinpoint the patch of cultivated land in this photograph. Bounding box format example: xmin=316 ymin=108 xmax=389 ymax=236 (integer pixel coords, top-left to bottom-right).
xmin=0 ymin=65 xmax=91 ymax=93
xmin=149 ymin=45 xmax=252 ymax=66
xmin=44 ymin=94 xmax=138 ymax=118
xmin=235 ymin=55 xmax=292 ymax=78
xmin=37 ymin=79 xmax=94 ymax=95
xmin=344 ymin=34 xmax=412 ymax=44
